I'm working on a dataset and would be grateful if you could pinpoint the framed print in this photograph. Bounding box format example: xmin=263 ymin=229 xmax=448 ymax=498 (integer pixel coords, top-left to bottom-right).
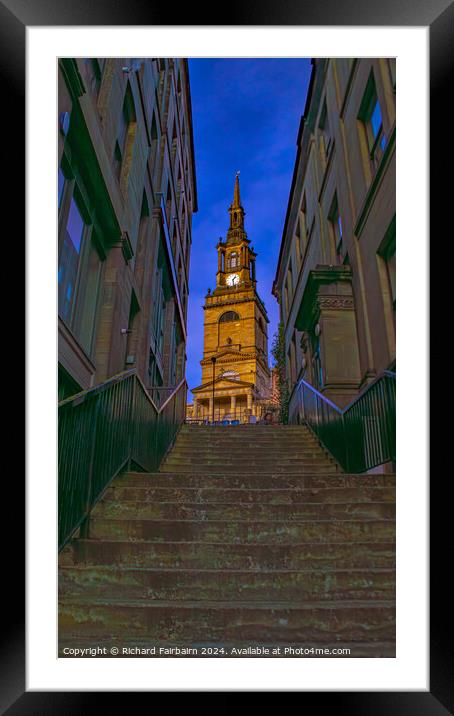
xmin=3 ymin=0 xmax=447 ymax=706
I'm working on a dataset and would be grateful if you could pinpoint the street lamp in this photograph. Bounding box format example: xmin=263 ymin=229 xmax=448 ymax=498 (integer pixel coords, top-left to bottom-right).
xmin=211 ymin=356 xmax=217 ymax=424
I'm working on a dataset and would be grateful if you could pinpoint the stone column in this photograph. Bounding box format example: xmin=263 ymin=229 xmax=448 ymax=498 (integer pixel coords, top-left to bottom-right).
xmin=193 ymin=398 xmax=198 ymax=418
xmin=208 ymin=397 xmax=213 ymax=421
xmin=230 ymin=394 xmax=236 ymax=418
xmin=241 ymin=244 xmax=247 ymax=267
xmin=295 ymin=266 xmax=362 ymax=407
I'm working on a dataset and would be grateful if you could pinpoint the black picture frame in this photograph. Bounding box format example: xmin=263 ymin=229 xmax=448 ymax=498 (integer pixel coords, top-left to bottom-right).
xmin=5 ymin=0 xmax=445 ymax=707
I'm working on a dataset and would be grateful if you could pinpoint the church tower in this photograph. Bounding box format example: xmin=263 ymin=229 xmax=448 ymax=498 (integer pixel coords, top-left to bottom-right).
xmin=191 ymin=174 xmax=270 ymax=422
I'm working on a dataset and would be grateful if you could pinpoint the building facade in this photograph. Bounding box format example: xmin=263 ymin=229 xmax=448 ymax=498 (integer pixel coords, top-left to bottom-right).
xmin=58 ymin=58 xmax=197 ymax=401
xmin=273 ymin=58 xmax=396 ymax=410
xmin=190 ymin=175 xmax=270 ymax=422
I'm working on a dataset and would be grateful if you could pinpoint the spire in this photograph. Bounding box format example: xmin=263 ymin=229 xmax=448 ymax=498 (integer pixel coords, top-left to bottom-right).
xmin=227 ymin=171 xmax=246 ymax=244
xmin=232 ymin=171 xmax=241 ymax=208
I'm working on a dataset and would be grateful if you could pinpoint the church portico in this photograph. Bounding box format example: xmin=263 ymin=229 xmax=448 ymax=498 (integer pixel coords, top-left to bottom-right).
xmin=192 ymin=377 xmax=257 ymax=423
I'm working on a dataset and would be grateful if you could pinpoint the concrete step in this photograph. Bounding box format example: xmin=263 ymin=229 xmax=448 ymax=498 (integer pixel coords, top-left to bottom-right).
xmin=172 ymin=440 xmax=324 ymax=450
xmin=114 ymin=472 xmax=395 ymax=489
xmin=106 ymin=484 xmax=396 ymax=504
xmin=59 ymin=417 xmax=396 ymax=653
xmin=159 ymin=463 xmax=339 ymax=474
xmin=87 ymin=518 xmax=395 ymax=543
xmin=93 ymin=500 xmax=395 ymax=522
xmin=172 ymin=444 xmax=325 ymax=454
xmin=59 ymin=565 xmax=396 ymax=602
xmin=180 ymin=434 xmax=314 ymax=438
xmin=174 ymin=435 xmax=322 ymax=445
xmin=60 ymin=539 xmax=396 ymax=570
xmin=58 ymin=638 xmax=396 ymax=658
xmin=181 ymin=425 xmax=312 ymax=431
xmin=59 ymin=599 xmax=396 ymax=642
xmin=162 ymin=456 xmax=335 ymax=466
xmin=167 ymin=448 xmax=328 ymax=459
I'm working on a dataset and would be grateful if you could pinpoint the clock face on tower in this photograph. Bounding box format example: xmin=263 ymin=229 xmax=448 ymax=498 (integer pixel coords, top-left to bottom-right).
xmin=226 ymin=274 xmax=239 ymax=286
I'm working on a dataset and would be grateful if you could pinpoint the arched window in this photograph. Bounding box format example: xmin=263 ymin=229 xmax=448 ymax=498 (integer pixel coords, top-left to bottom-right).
xmin=219 ymin=311 xmax=240 ymax=323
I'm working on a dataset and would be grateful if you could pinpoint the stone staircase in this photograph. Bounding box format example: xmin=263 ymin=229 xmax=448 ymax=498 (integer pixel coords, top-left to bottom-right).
xmin=59 ymin=424 xmax=396 ymax=657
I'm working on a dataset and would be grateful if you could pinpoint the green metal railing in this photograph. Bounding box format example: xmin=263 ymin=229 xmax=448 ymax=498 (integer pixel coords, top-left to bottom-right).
xmin=58 ymin=370 xmax=186 ymax=550
xmin=289 ymin=371 xmax=395 ymax=473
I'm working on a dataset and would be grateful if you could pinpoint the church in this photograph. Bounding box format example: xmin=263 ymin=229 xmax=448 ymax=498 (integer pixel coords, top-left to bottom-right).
xmin=189 ymin=174 xmax=271 ymax=423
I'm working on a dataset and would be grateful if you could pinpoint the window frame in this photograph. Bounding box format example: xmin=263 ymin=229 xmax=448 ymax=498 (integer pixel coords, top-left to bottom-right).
xmin=378 ymin=217 xmax=396 ymax=314
xmin=328 ymin=193 xmax=344 ymax=264
xmin=358 ymin=70 xmax=387 ymax=170
xmin=219 ymin=310 xmax=240 ymax=323
xmin=114 ymin=82 xmax=137 ymax=184
xmin=58 ymin=172 xmax=103 ymax=358
xmin=318 ymin=99 xmax=333 ymax=164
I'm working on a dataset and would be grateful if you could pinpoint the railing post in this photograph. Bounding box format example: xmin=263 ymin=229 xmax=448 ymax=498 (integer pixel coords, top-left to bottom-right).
xmin=80 ymin=393 xmax=101 ymax=539
xmin=127 ymin=376 xmax=136 ymax=471
xmin=342 ymin=413 xmax=349 ymax=473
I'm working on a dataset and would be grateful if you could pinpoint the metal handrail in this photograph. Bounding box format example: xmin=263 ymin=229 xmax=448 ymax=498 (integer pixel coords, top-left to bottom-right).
xmin=59 ymin=371 xmax=187 ymax=550
xmin=289 ymin=371 xmax=396 ymax=473
xmin=58 ymin=369 xmax=136 ymax=407
xmin=341 ymin=370 xmax=396 ymax=411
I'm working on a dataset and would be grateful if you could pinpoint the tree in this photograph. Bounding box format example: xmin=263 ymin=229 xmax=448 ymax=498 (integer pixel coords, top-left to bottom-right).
xmin=271 ymin=322 xmax=290 ymax=424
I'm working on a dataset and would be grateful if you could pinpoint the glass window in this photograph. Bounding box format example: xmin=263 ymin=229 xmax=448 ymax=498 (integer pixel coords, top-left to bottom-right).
xmin=58 ymin=195 xmax=85 ymax=323
xmin=359 ymin=71 xmax=387 ymax=169
xmin=75 ymin=236 xmax=102 ymax=356
xmin=58 ymin=168 xmax=65 ymax=209
xmin=219 ymin=311 xmax=240 ymax=323
xmin=228 ymin=252 xmax=239 ymax=268
xmin=66 ymin=197 xmax=84 ymax=253
xmin=83 ymin=58 xmax=104 ymax=97
xmin=153 ymin=267 xmax=165 ymax=356
xmin=318 ymin=100 xmax=332 ymax=162
xmin=378 ymin=218 xmax=396 ymax=315
xmin=169 ymin=320 xmax=179 ymax=385
xmin=148 ymin=348 xmax=163 ymax=404
xmin=388 ymin=58 xmax=396 ymax=91
xmin=114 ymin=84 xmax=136 ymax=181
xmin=329 ymin=194 xmax=344 ymax=264
xmin=312 ymin=334 xmax=323 ymax=389
xmin=387 ymin=251 xmax=396 ymax=308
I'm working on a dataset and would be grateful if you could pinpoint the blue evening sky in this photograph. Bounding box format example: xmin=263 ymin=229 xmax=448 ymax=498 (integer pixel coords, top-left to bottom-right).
xmin=186 ymin=58 xmax=312 ymax=395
